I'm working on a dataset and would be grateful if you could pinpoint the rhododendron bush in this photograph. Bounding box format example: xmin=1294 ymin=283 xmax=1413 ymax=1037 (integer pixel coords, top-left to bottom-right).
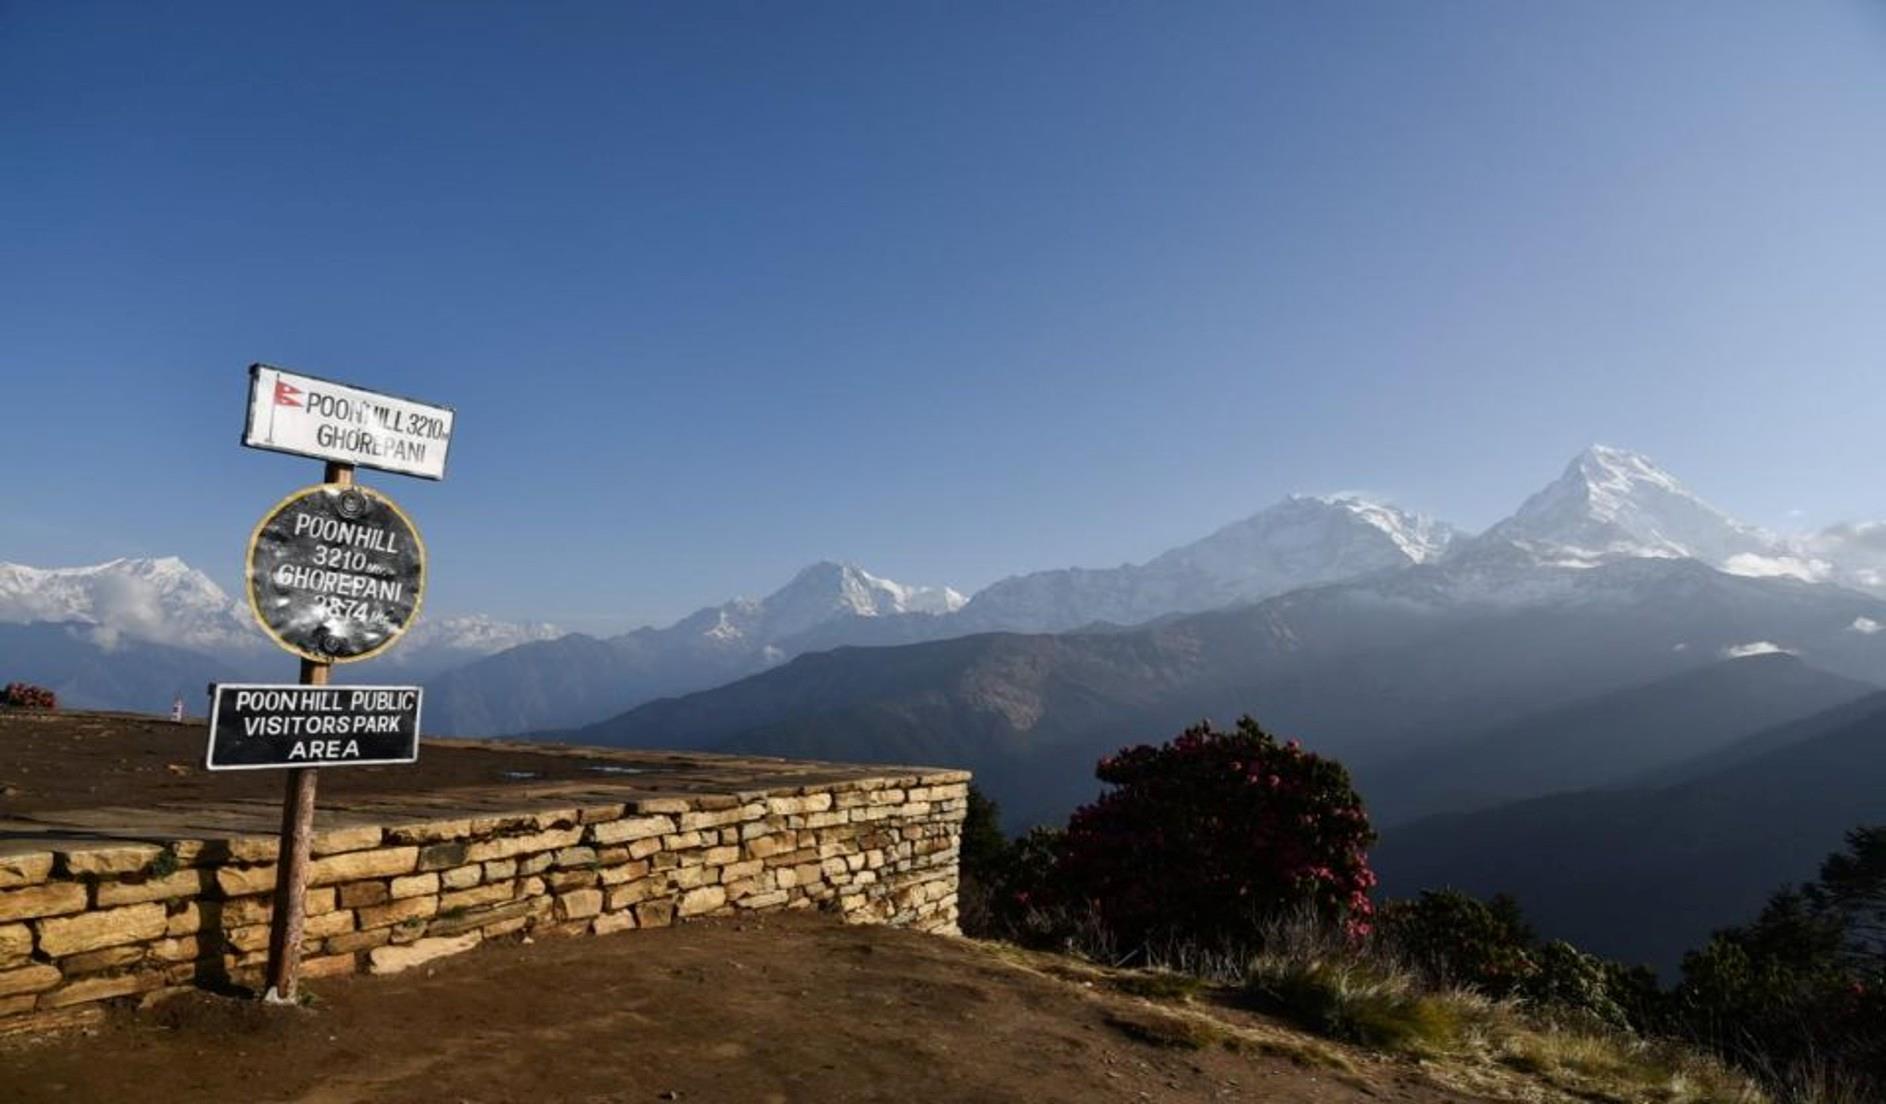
xmin=2 ymin=682 xmax=56 ymax=709
xmin=1054 ymin=715 xmax=1377 ymax=950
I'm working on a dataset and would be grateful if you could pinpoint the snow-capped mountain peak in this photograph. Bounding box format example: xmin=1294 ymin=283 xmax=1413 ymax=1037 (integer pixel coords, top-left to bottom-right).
xmin=0 ymin=556 xmax=229 ymax=602
xmin=1475 ymin=445 xmax=1777 ymax=568
xmin=845 ymin=565 xmax=968 ymax=616
xmin=755 ymin=561 xmax=965 ymax=642
xmin=1572 ymin=444 xmax=1686 ymax=501
xmin=398 ymin=614 xmax=563 ymax=654
xmin=1145 ymin=494 xmax=1458 ymax=586
xmin=954 ymin=493 xmax=1462 ymax=634
xmin=0 ymin=556 xmax=568 ymax=662
xmin=1293 ymin=494 xmax=1458 ymax=564
xmin=657 ymin=562 xmax=969 ymax=652
xmin=0 ymin=556 xmax=253 ymax=651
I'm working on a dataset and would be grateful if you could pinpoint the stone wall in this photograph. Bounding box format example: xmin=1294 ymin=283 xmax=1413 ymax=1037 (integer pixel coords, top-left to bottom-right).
xmin=0 ymin=769 xmax=967 ymax=1033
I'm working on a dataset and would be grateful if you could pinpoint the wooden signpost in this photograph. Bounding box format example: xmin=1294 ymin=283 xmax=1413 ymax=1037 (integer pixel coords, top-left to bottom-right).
xmin=227 ymin=365 xmax=455 ymax=1004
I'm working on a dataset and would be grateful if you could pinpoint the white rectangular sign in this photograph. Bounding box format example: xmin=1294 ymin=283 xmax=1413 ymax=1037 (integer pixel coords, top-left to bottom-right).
xmin=243 ymin=364 xmax=455 ymax=480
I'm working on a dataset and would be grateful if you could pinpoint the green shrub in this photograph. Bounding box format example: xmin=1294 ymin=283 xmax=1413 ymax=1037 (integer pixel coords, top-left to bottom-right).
xmin=1377 ymin=890 xmax=1666 ymax=1036
xmin=1670 ymin=827 xmax=1886 ymax=1098
xmin=956 ymin=786 xmax=1009 ymax=937
xmin=1520 ymin=940 xmax=1631 ymax=1030
xmin=955 ymin=782 xmax=1079 ymax=944
xmin=1379 ymin=889 xmax=1537 ymax=995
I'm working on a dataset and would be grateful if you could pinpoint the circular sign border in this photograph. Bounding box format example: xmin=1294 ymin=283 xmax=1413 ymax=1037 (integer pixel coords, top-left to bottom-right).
xmin=244 ymin=481 xmax=428 ymax=665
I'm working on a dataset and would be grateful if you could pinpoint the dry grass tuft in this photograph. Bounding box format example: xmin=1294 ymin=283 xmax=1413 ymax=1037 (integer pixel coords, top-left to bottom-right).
xmin=1103 ymin=1009 xmax=1225 ymax=1050
xmin=971 ymin=923 xmax=1766 ymax=1104
xmin=1479 ymin=1019 xmax=1766 ymax=1103
xmin=1112 ymin=970 xmax=1208 ymax=1002
xmin=1247 ymin=955 xmax=1464 ymax=1056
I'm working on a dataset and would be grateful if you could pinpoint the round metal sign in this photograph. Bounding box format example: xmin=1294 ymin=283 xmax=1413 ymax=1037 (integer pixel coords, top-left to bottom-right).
xmin=246 ymin=483 xmax=425 ymax=664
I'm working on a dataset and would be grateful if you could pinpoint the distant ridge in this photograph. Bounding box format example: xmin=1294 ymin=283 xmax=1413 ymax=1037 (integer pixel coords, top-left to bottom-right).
xmin=0 ymin=621 xmax=236 ymax=712
xmin=1355 ymin=651 xmax=1878 ymax=825
xmin=426 ymin=495 xmax=1466 ymax=736
xmin=421 ymin=561 xmax=968 ymax=736
xmin=569 ymin=552 xmax=1886 ymax=830
xmin=1373 ymin=691 xmax=1886 ymax=973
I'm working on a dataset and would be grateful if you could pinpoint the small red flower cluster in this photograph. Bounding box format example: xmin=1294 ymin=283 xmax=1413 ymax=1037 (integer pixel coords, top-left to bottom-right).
xmin=1053 ymin=715 xmax=1378 ymax=948
xmin=2 ymin=682 xmax=57 ymax=709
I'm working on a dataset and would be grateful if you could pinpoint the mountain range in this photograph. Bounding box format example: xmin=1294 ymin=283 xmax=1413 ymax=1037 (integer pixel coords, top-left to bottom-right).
xmin=949 ymin=493 xmax=1459 ymax=633
xmin=567 ymin=544 xmax=1886 ymax=826
xmin=541 ymin=446 xmax=1886 ymax=831
xmin=528 ymin=445 xmax=1886 ymax=968
xmin=0 ymin=557 xmax=561 ymax=710
xmin=418 ymin=496 xmax=1474 ymax=736
xmin=0 ymin=557 xmax=257 ymax=655
xmin=454 ymin=445 xmax=1886 ymax=739
xmin=15 ymin=445 xmax=1886 ymax=730
xmin=13 ymin=443 xmax=1886 ymax=972
xmin=420 ymin=562 xmax=968 ymax=735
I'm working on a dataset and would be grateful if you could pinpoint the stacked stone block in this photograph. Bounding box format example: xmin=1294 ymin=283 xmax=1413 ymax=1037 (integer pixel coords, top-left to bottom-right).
xmin=0 ymin=770 xmax=967 ymax=1033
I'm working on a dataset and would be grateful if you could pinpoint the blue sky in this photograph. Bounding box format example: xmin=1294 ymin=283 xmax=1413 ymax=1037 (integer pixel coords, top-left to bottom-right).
xmin=4 ymin=2 xmax=1884 ymax=631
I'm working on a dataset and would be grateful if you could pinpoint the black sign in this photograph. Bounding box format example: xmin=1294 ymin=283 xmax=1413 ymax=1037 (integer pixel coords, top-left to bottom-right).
xmin=246 ymin=483 xmax=425 ymax=663
xmin=206 ymin=684 xmax=422 ymax=770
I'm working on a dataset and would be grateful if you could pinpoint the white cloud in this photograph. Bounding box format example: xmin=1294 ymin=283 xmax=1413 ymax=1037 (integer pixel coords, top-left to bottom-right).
xmin=1720 ymin=640 xmax=1791 ymax=659
xmin=86 ymin=574 xmax=166 ymax=642
xmin=1796 ymin=523 xmax=1886 ymax=594
xmin=1721 ymin=553 xmax=1830 ymax=582
xmin=1817 ymin=520 xmax=1886 ymax=553
xmin=1850 ymin=617 xmax=1883 ymax=636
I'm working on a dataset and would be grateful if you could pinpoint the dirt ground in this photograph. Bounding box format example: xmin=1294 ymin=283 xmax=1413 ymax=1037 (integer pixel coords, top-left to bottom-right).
xmin=0 ymin=914 xmax=1483 ymax=1104
xmin=0 ymin=710 xmax=824 ymax=817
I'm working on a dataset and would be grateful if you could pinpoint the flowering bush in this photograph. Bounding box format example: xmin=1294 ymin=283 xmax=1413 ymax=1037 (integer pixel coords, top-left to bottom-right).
xmin=1053 ymin=716 xmax=1377 ymax=952
xmin=2 ymin=682 xmax=56 ymax=709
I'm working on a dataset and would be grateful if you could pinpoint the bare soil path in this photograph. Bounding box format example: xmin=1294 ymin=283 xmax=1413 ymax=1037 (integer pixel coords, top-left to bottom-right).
xmin=0 ymin=914 xmax=1482 ymax=1104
